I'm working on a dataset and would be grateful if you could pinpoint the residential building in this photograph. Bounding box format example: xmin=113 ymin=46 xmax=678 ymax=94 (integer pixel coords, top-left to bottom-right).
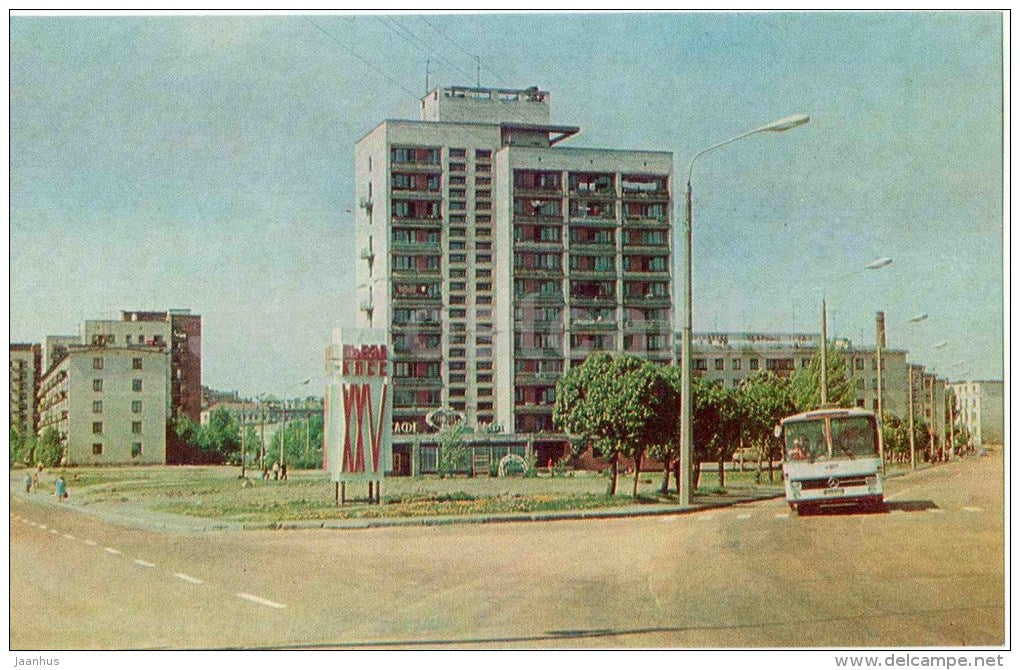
xmin=682 ymin=332 xmax=911 ymax=418
xmin=353 ymin=85 xmax=674 ymax=470
xmin=9 ymin=343 xmax=42 ymax=437
xmin=36 ymin=346 xmax=168 ymax=464
xmin=43 ymin=335 xmax=79 ymax=375
xmin=951 ymin=380 xmax=1004 ymax=447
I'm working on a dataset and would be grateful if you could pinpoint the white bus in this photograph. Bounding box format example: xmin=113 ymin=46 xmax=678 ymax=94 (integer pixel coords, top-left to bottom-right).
xmin=777 ymin=408 xmax=884 ymax=514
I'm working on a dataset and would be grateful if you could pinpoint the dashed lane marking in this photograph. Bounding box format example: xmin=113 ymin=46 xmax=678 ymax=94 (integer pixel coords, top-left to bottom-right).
xmin=133 ymin=559 xmax=155 ymax=568
xmin=237 ymin=592 xmax=287 ymax=609
xmin=48 ymin=529 xmax=58 ymax=535
xmin=659 ymin=516 xmax=678 ymax=523
xmin=886 ymin=485 xmax=920 ymax=502
xmin=175 ymin=573 xmax=204 ymax=585
xmin=104 ymin=547 xmax=122 ymax=555
xmin=696 ymin=514 xmax=714 ymax=521
xmin=736 ymin=513 xmax=752 ymax=520
xmin=63 ymin=534 xmax=75 ymax=540
xmin=963 ymin=506 xmax=984 ymax=513
xmin=927 ymin=508 xmax=945 ymax=514
xmin=83 ymin=540 xmax=97 ymax=546
xmin=774 ymin=513 xmax=790 ymax=519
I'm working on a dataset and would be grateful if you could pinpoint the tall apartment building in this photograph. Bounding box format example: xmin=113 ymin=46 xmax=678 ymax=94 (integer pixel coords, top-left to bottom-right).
xmin=355 ymin=86 xmax=673 ymax=468
xmin=683 ymin=332 xmax=912 ymax=418
xmin=9 ymin=343 xmax=42 ymax=437
xmin=36 ymin=346 xmax=168 ymax=464
xmin=950 ymin=380 xmax=1002 ymax=447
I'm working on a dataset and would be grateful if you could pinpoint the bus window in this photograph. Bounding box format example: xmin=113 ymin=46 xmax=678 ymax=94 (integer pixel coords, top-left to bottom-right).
xmin=784 ymin=420 xmax=826 ymax=462
xmin=829 ymin=416 xmax=878 ymax=459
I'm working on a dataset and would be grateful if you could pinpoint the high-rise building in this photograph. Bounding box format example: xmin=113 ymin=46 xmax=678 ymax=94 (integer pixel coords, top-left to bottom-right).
xmin=9 ymin=343 xmax=41 ymax=437
xmin=355 ymin=86 xmax=674 ymax=470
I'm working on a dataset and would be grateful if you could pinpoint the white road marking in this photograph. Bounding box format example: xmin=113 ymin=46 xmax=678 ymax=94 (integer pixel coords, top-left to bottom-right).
xmin=659 ymin=516 xmax=678 ymax=523
xmin=927 ymin=508 xmax=945 ymax=514
xmin=736 ymin=513 xmax=752 ymax=520
xmin=963 ymin=506 xmax=984 ymax=513
xmin=237 ymin=592 xmax=287 ymax=609
xmin=83 ymin=539 xmax=97 ymax=546
xmin=175 ymin=573 xmax=204 ymax=585
xmin=63 ymin=534 xmax=75 ymax=540
xmin=104 ymin=547 xmax=122 ymax=555
xmin=696 ymin=514 xmax=714 ymax=521
xmin=886 ymin=485 xmax=920 ymax=502
xmin=38 ymin=524 xmax=47 ymax=530
xmin=49 ymin=529 xmax=59 ymax=535
xmin=774 ymin=513 xmax=790 ymax=519
xmin=133 ymin=559 xmax=155 ymax=568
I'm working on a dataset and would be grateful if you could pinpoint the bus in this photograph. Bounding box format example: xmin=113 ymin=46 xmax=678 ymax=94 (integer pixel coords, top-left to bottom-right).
xmin=776 ymin=408 xmax=884 ymax=514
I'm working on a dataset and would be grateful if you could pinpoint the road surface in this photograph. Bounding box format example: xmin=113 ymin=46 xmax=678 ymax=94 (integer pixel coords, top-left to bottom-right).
xmin=9 ymin=451 xmax=1003 ymax=649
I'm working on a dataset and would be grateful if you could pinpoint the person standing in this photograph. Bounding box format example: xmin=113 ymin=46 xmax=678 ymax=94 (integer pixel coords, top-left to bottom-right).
xmin=22 ymin=472 xmax=31 ymax=494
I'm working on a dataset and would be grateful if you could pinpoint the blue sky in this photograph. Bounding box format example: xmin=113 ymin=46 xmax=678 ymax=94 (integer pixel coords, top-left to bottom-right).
xmin=10 ymin=12 xmax=1004 ymax=396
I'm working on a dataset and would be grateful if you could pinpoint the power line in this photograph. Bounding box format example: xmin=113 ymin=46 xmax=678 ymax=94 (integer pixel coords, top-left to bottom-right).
xmin=417 ymin=16 xmax=515 ymax=87
xmin=303 ymin=16 xmax=419 ymax=101
xmin=376 ymin=16 xmax=476 ymax=85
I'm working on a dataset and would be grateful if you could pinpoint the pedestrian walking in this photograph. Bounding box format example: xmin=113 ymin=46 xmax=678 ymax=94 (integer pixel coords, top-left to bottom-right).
xmin=280 ymin=463 xmax=288 ymax=481
xmin=272 ymin=461 xmax=280 ymax=481
xmin=31 ymin=470 xmax=39 ymax=493
xmin=22 ymin=472 xmax=31 ymax=494
xmin=55 ymin=475 xmax=67 ymax=501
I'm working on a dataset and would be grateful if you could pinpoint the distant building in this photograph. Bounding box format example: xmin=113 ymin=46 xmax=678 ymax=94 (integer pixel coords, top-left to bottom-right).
xmin=43 ymin=335 xmax=79 ymax=375
xmin=682 ymin=331 xmax=911 ymax=418
xmin=951 ymin=380 xmax=1004 ymax=447
xmin=36 ymin=346 xmax=168 ymax=464
xmin=9 ymin=343 xmax=41 ymax=437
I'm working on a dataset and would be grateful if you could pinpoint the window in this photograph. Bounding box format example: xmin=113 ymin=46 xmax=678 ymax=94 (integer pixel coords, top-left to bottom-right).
xmin=714 ymin=358 xmax=725 ymax=371
xmin=749 ymin=359 xmax=759 ymax=371
xmin=93 ymin=379 xmax=103 ymax=392
xmin=132 ymin=400 xmax=142 ymax=414
xmin=131 ymin=443 xmax=142 ymax=458
xmin=449 ymin=148 xmax=466 ymax=158
xmin=132 ymin=421 xmax=142 ymax=435
xmin=802 ymin=358 xmax=811 ymax=368
xmin=694 ymin=358 xmax=707 ymax=371
xmin=92 ymin=443 xmax=103 ymax=455
xmin=855 ymin=358 xmax=864 ymax=370
xmin=132 ymin=357 xmax=143 ymax=370
xmin=92 ymin=422 xmax=103 ymax=435
xmin=132 ymin=379 xmax=143 ymax=392
xmin=857 ymin=379 xmax=865 ymax=390
xmin=93 ymin=357 xmax=104 ymax=369
xmin=90 ymin=401 xmax=102 ymax=414
xmin=475 ymin=149 xmax=492 ymax=160
xmin=732 ymin=359 xmax=742 ymax=371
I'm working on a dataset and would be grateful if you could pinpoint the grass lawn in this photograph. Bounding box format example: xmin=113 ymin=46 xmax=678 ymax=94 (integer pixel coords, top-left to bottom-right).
xmin=13 ymin=463 xmax=782 ymax=524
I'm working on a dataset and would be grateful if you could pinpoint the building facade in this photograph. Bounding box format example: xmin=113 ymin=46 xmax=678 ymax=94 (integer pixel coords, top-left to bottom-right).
xmin=9 ymin=343 xmax=42 ymax=437
xmin=354 ymin=85 xmax=674 ymax=468
xmin=951 ymin=380 xmax=1004 ymax=447
xmin=36 ymin=346 xmax=168 ymax=464
xmin=683 ymin=332 xmax=911 ymax=418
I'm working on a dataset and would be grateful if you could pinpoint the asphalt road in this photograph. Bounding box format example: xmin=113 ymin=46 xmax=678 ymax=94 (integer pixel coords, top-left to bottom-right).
xmin=9 ymin=451 xmax=1004 ymax=649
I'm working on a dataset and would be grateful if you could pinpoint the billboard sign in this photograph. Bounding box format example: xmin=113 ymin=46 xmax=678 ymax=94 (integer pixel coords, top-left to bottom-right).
xmin=324 ymin=328 xmax=392 ymax=483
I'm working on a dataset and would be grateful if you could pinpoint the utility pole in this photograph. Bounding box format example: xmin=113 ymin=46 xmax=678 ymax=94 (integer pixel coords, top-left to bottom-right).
xmin=875 ymin=311 xmax=885 ymax=468
xmin=280 ymin=399 xmax=287 ymax=469
xmin=475 ymin=55 xmax=480 ymax=87
xmin=927 ymin=377 xmax=936 ymax=462
xmin=820 ymin=298 xmax=828 ymax=407
xmin=240 ymin=400 xmax=247 ymax=478
xmin=908 ymin=366 xmax=916 ymax=470
xmin=259 ymin=400 xmax=266 ymax=471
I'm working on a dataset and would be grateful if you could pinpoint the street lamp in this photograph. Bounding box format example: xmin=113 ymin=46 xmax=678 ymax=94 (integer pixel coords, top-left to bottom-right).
xmin=877 ymin=312 xmax=927 ymax=470
xmin=819 ymin=257 xmax=893 ymax=407
xmin=680 ymin=113 xmax=809 ymax=505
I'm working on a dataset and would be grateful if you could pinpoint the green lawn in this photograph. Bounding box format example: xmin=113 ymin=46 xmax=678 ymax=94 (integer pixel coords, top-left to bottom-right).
xmin=14 ymin=463 xmax=782 ymax=524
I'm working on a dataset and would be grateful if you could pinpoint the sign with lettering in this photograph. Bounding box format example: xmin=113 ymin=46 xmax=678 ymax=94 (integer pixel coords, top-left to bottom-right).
xmin=324 ymin=328 xmax=392 ymax=483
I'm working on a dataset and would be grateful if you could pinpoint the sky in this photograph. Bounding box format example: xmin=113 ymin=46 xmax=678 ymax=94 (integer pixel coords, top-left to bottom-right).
xmin=9 ymin=12 xmax=1005 ymax=397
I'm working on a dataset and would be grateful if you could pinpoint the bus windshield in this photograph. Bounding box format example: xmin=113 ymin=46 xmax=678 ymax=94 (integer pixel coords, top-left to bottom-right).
xmin=784 ymin=416 xmax=878 ymax=463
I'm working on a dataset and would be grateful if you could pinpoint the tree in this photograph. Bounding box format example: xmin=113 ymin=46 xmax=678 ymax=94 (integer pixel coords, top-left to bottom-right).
xmin=271 ymin=415 xmax=323 ymax=469
xmin=881 ymin=413 xmax=910 ymax=464
xmin=437 ymin=423 xmax=468 ymax=476
xmin=738 ymin=372 xmax=797 ymax=481
xmin=554 ymin=353 xmax=675 ymax=497
xmin=205 ymin=407 xmax=241 ymax=464
xmin=34 ymin=427 xmax=63 ymax=467
xmin=9 ymin=426 xmax=23 ymax=466
xmin=791 ymin=343 xmax=856 ymax=411
xmin=691 ymin=378 xmax=742 ymax=491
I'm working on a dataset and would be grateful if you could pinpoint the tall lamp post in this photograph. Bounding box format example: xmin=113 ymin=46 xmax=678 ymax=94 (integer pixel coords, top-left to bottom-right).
xmin=818 ymin=256 xmax=892 ymax=407
xmin=680 ymin=113 xmax=809 ymax=505
xmin=877 ymin=312 xmax=927 ymax=469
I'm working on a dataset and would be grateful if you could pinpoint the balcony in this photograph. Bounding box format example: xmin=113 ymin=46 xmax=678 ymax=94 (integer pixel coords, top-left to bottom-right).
xmin=392 ymin=349 xmax=444 ymax=362
xmin=569 ymin=318 xmax=618 ymax=332
xmin=389 ymin=161 xmax=442 ymax=173
xmin=569 ymin=241 xmax=616 ymax=253
xmin=623 ymin=319 xmax=671 ymax=333
xmin=391 ymin=217 xmax=443 ymax=229
xmin=568 ymin=188 xmax=616 ymax=200
xmin=514 ymin=187 xmax=564 ymax=199
xmin=514 ymin=239 xmax=563 ymax=252
xmin=514 ymin=213 xmax=564 ymax=225
xmin=623 ymin=215 xmax=669 ymax=228
xmin=622 ymin=242 xmax=669 ymax=254
xmin=514 ymin=319 xmax=564 ymax=332
xmin=514 ymin=268 xmax=563 ymax=281
xmin=391 ymin=266 xmax=441 ymax=279
xmin=621 ymin=189 xmax=669 ymax=202
xmin=392 ymin=320 xmax=442 ymax=332
xmin=623 ymin=269 xmax=670 ymax=280
xmin=391 ymin=239 xmax=441 ymax=253
xmin=390 ymin=189 xmax=442 ymax=201
xmin=514 ymin=347 xmax=564 ymax=359
xmin=514 ymin=403 xmax=555 ymax=413
xmin=622 ymin=294 xmax=671 ymax=307
xmin=514 ymin=371 xmax=562 ymax=385
xmin=393 ymin=376 xmax=443 ymax=389
xmin=514 ymin=292 xmax=565 ymax=306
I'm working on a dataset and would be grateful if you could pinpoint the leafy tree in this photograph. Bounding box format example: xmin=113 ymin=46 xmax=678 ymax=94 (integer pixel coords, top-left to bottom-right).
xmin=270 ymin=415 xmax=324 ymax=470
xmin=691 ymin=378 xmax=742 ymax=491
xmin=554 ymin=353 xmax=675 ymax=497
xmin=881 ymin=413 xmax=910 ymax=464
xmin=437 ymin=423 xmax=468 ymax=476
xmin=9 ymin=426 xmax=23 ymax=466
xmin=738 ymin=372 xmax=797 ymax=481
xmin=34 ymin=427 xmax=63 ymax=467
xmin=172 ymin=415 xmax=220 ymax=465
xmin=650 ymin=365 xmax=684 ymax=495
xmin=205 ymin=407 xmax=241 ymax=463
xmin=791 ymin=342 xmax=856 ymax=411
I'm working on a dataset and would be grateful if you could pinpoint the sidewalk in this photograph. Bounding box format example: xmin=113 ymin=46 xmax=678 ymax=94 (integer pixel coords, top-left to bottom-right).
xmin=9 ymin=474 xmax=782 ymax=534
